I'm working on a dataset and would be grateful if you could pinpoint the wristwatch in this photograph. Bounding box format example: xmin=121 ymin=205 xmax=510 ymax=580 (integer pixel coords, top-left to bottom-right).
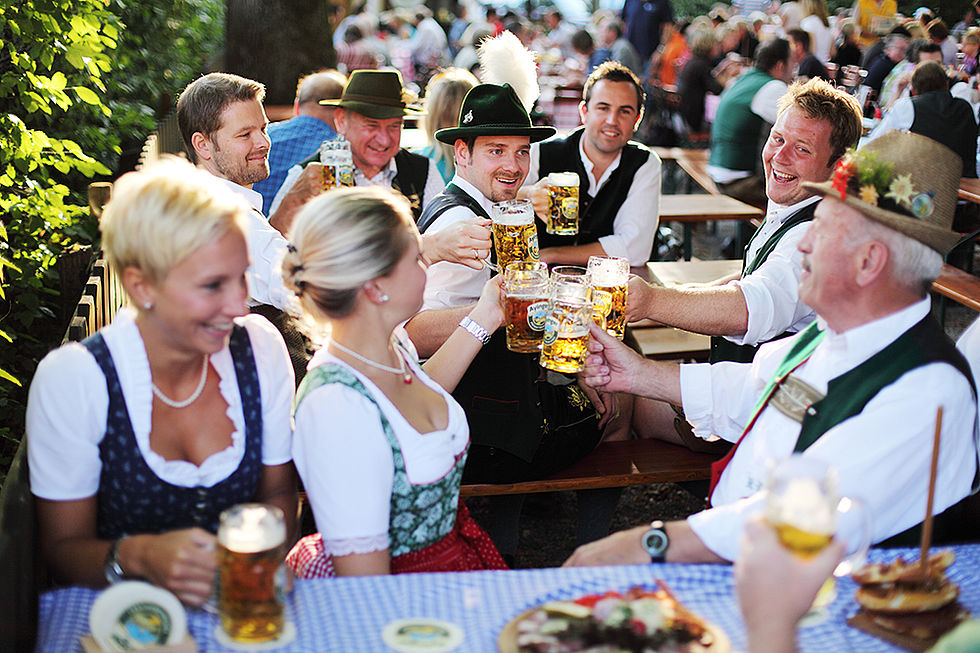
xmin=641 ymin=520 xmax=669 ymax=562
xmin=104 ymin=537 xmax=126 ymax=584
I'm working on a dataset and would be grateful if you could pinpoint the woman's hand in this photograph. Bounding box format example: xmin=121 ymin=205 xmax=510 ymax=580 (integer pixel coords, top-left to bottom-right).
xmin=130 ymin=528 xmax=219 ymax=607
xmin=420 ymin=217 xmax=492 ymax=270
xmin=469 ymin=275 xmax=506 ymax=333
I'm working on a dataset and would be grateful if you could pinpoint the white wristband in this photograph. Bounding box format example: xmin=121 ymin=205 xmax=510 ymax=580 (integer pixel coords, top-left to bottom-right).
xmin=458 ymin=316 xmax=491 ymax=345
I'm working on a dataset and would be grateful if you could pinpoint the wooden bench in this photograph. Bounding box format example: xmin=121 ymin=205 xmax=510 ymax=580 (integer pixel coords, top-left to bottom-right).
xmin=460 ymin=439 xmax=720 ymax=497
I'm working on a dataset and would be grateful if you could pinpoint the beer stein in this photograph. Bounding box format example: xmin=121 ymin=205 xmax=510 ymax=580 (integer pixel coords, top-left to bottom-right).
xmin=546 ymin=171 xmax=580 ymax=235
xmin=502 ymin=262 xmax=550 ymax=353
xmin=217 ymin=503 xmax=287 ymax=643
xmin=587 ymin=256 xmax=629 ymax=340
xmin=489 ymin=199 xmax=539 ymax=271
xmin=541 ymin=266 xmax=593 ymax=373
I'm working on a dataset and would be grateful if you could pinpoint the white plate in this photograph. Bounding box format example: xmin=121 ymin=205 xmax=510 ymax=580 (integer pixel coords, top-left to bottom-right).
xmin=89 ymin=581 xmax=187 ymax=652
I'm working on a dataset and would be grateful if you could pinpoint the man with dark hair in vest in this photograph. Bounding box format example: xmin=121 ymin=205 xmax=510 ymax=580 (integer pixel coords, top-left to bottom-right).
xmin=708 ymin=37 xmax=797 ymax=209
xmin=867 ymin=61 xmax=978 ymax=178
xmin=269 ymin=70 xmax=445 ymax=229
xmin=624 ymin=79 xmax=862 ymax=446
xmin=519 ymin=61 xmax=661 ymax=268
xmin=566 ymin=131 xmax=978 ymax=567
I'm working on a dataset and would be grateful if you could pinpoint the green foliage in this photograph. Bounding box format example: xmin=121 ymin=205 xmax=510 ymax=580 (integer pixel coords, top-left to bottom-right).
xmin=0 ymin=0 xmax=225 ymax=467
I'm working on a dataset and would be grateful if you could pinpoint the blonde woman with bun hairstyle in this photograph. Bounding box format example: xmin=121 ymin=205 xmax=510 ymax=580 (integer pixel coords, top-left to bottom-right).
xmin=26 ymin=158 xmax=297 ymax=606
xmin=283 ymin=186 xmax=507 ymax=577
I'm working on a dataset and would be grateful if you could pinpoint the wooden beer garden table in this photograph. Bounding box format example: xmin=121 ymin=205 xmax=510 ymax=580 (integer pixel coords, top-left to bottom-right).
xmin=659 ymin=195 xmax=763 ymax=260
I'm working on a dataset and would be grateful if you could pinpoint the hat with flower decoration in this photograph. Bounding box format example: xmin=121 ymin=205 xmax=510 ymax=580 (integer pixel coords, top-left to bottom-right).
xmin=802 ymin=131 xmax=962 ymax=254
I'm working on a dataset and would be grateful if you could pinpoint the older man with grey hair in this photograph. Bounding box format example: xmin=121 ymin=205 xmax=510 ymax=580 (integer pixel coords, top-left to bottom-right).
xmin=566 ymin=131 xmax=978 ymax=567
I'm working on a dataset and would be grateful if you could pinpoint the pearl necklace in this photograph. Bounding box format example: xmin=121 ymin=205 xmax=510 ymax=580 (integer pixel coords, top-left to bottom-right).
xmin=329 ymin=339 xmax=413 ymax=384
xmin=152 ymin=355 xmax=210 ymax=408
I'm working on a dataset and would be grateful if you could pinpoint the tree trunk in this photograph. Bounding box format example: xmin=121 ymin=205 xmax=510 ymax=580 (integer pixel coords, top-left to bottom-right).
xmin=225 ymin=0 xmax=337 ymax=105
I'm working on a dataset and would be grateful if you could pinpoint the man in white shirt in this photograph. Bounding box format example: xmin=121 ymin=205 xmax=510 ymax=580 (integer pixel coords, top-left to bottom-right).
xmin=626 ymin=79 xmax=862 ymax=442
xmin=519 ymin=61 xmax=661 ymax=267
xmin=269 ymin=70 xmax=445 ymax=230
xmin=566 ymin=131 xmax=978 ymax=567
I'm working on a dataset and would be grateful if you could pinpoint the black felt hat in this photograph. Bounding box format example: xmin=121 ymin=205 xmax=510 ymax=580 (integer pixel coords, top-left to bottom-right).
xmin=435 ymin=83 xmax=555 ymax=144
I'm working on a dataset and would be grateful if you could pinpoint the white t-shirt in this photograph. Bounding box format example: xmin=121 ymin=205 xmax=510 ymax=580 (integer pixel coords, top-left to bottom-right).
xmin=292 ymin=347 xmax=469 ymax=556
xmin=27 ymin=309 xmax=294 ymax=500
xmin=800 ymin=15 xmax=832 ymax=63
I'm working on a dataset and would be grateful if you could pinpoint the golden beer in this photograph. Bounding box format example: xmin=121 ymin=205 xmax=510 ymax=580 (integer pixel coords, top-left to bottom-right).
xmin=217 ymin=504 xmax=287 ymax=643
xmin=505 ymin=293 xmax=550 ymax=352
xmin=593 ymin=284 xmax=627 ymax=339
xmin=773 ymin=522 xmax=834 ymax=558
xmin=541 ymin=324 xmax=590 ymax=373
xmin=491 ymin=200 xmax=539 ymax=270
xmin=547 ymin=172 xmax=580 ymax=235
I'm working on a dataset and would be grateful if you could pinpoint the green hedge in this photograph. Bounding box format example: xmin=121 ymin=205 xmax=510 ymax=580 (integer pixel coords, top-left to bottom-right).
xmin=0 ymin=0 xmax=224 ymax=482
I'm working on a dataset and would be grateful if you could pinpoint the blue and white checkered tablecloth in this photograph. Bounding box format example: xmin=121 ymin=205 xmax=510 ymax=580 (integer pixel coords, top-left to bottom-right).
xmin=36 ymin=544 xmax=980 ymax=653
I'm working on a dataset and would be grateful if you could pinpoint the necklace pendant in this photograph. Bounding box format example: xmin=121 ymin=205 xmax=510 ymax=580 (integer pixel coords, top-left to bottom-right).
xmin=403 ymin=372 xmax=413 ymax=384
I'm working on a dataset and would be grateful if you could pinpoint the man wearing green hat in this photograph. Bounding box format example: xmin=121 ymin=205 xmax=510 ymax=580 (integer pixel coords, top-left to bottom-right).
xmin=566 ymin=131 xmax=979 ymax=567
xmin=406 ymin=82 xmax=631 ymax=558
xmin=269 ymin=69 xmax=444 ymax=228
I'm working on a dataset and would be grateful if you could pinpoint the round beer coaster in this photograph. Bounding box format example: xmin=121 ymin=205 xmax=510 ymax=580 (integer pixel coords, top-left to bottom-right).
xmin=213 ymin=620 xmax=297 ymax=651
xmin=89 ymin=581 xmax=187 ymax=652
xmin=381 ymin=618 xmax=464 ymax=653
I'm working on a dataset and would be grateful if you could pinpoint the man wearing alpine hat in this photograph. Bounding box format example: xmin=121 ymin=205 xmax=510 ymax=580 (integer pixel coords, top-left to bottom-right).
xmin=406 ymin=33 xmax=632 ymax=562
xmin=566 ymin=131 xmax=979 ymax=567
xmin=270 ymin=69 xmax=443 ymax=228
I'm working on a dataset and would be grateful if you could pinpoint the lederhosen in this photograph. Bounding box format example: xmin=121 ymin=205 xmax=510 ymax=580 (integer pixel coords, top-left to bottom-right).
xmin=84 ymin=325 xmax=264 ymax=539
xmin=535 ymin=128 xmax=652 ymax=251
xmin=710 ymin=315 xmax=978 ymax=545
xmin=296 ymin=147 xmax=431 ymax=221
xmin=710 ymin=201 xmax=818 ymax=363
xmin=417 ymin=185 xmax=604 ymax=484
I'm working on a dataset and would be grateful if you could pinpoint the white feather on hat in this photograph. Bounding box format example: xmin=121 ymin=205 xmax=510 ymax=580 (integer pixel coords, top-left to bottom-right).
xmin=477 ymin=31 xmax=540 ymax=113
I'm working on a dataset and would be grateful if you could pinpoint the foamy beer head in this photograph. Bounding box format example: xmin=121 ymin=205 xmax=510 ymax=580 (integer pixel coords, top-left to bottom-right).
xmin=547 ymin=172 xmax=580 ymax=235
xmin=765 ymin=457 xmax=838 ymax=558
xmin=503 ymin=262 xmax=550 ymax=353
xmin=491 ymin=199 xmax=539 ymax=270
xmin=587 ymin=256 xmax=629 ymax=339
xmin=217 ymin=504 xmax=287 ymax=643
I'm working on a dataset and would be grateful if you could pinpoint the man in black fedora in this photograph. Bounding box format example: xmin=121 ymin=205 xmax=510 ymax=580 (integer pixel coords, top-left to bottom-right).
xmin=405 ymin=82 xmax=631 ymax=561
xmin=269 ymin=69 xmax=444 ymax=230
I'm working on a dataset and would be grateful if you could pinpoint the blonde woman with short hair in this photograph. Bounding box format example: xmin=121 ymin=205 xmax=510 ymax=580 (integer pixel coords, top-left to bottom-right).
xmin=416 ymin=67 xmax=479 ymax=182
xmin=283 ymin=186 xmax=507 ymax=577
xmin=26 ymin=158 xmax=297 ymax=606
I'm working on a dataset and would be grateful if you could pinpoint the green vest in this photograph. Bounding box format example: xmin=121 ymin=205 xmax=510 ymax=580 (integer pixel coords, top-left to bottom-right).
xmin=710 ymin=313 xmax=975 ymax=495
xmin=709 ymin=68 xmax=774 ymax=172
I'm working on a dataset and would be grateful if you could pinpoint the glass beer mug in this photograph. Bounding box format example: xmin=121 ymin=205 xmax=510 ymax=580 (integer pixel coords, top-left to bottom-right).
xmin=587 ymin=256 xmax=629 ymax=340
xmin=541 ymin=266 xmax=593 ymax=373
xmin=502 ymin=262 xmax=550 ymax=353
xmin=489 ymin=199 xmax=539 ymax=271
xmin=764 ymin=455 xmax=872 ymax=622
xmin=217 ymin=503 xmax=288 ymax=643
xmin=546 ymin=172 xmax=580 ymax=235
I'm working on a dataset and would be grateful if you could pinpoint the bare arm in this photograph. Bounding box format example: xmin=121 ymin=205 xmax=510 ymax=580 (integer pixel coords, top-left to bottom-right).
xmin=563 ymin=519 xmax=723 ymax=567
xmin=626 ymin=276 xmax=749 ymax=337
xmin=268 ymin=164 xmax=326 ymax=235
xmin=539 ymin=241 xmax=608 ymax=266
xmin=37 ymin=497 xmax=218 ymax=606
xmin=404 ymin=305 xmax=474 ymax=358
xmin=254 ymin=462 xmax=299 ymax=546
xmin=423 ymin=277 xmax=505 ymax=392
xmin=332 ymin=549 xmax=391 ymax=576
xmin=419 ymin=217 xmax=492 ymax=270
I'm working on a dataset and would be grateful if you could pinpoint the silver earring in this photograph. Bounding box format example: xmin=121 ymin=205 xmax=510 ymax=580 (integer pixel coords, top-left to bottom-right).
xmin=379 ymin=294 xmax=389 ymax=303
xmin=143 ymin=301 xmax=153 ymax=310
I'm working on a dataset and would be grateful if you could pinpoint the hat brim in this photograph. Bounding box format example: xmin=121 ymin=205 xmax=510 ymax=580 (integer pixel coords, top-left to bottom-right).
xmin=435 ymin=124 xmax=557 ymax=144
xmin=319 ymin=99 xmax=426 ymax=119
xmin=802 ymin=181 xmax=962 ymax=255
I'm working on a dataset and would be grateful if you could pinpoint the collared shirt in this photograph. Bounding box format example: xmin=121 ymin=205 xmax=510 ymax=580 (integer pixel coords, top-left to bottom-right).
xmin=421 ymin=176 xmax=493 ymax=310
xmin=253 ymin=115 xmax=337 ymax=214
xmin=525 ymin=135 xmax=662 ymax=265
xmin=212 ymin=176 xmax=294 ymax=312
xmin=680 ymin=298 xmax=977 ymax=560
xmin=727 ymin=195 xmax=819 ymax=346
xmin=269 ymin=151 xmax=443 ymax=216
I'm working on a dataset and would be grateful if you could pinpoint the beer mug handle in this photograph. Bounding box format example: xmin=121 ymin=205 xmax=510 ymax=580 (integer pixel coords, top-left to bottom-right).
xmin=832 ymin=496 xmax=872 ymax=577
xmin=483 ymin=257 xmax=499 ymax=273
